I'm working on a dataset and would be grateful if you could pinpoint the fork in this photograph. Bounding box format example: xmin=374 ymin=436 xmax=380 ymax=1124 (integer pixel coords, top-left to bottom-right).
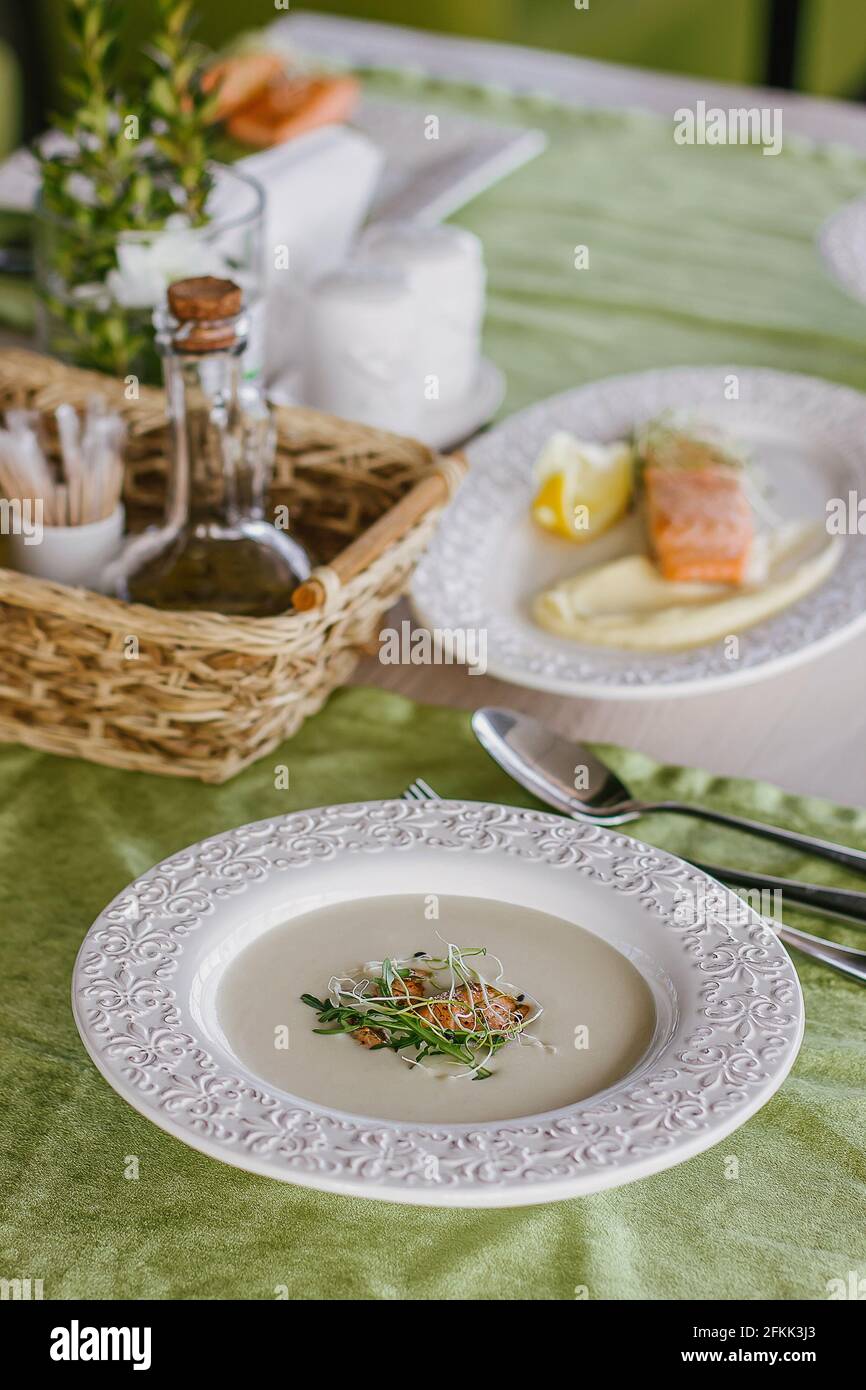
xmin=401 ymin=778 xmax=866 ymax=985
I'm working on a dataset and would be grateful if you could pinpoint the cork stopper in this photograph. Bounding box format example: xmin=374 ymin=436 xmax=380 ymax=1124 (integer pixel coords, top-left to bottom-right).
xmin=166 ymin=276 xmax=243 ymax=352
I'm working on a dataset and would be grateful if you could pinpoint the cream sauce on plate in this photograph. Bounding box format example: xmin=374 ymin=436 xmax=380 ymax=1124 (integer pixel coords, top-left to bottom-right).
xmin=533 ymin=524 xmax=841 ymax=652
xmin=217 ymin=894 xmax=656 ymax=1124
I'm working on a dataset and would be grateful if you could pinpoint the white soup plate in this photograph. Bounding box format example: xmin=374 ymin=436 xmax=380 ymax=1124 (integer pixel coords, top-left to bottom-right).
xmin=72 ymin=799 xmax=803 ymax=1207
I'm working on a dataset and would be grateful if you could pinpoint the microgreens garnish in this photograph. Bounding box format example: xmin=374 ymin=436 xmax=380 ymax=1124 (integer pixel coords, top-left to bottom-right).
xmin=301 ymin=943 xmax=543 ymax=1081
xmin=633 ymin=417 xmax=747 ymax=476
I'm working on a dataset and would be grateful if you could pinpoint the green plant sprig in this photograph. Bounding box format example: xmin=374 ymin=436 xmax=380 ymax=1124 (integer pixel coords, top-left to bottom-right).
xmin=35 ymin=0 xmax=218 ymax=378
xmin=146 ymin=0 xmax=218 ymax=223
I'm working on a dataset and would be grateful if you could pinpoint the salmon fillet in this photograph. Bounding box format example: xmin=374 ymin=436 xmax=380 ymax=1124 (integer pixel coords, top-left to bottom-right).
xmin=645 ymin=464 xmax=754 ymax=585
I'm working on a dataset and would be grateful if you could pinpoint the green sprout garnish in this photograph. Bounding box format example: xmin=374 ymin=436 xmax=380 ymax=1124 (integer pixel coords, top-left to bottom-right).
xmin=633 ymin=417 xmax=747 ymax=477
xmin=301 ymin=943 xmax=543 ymax=1081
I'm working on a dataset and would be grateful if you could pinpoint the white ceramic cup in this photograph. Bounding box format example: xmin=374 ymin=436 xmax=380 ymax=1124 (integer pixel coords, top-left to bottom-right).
xmin=304 ymin=265 xmax=422 ymax=434
xmin=358 ymin=222 xmax=486 ymax=405
xmin=7 ymin=504 xmax=125 ymax=591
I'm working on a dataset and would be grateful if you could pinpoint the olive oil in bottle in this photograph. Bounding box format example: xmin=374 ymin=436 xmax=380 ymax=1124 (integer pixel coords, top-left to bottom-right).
xmin=116 ymin=276 xmax=312 ymax=615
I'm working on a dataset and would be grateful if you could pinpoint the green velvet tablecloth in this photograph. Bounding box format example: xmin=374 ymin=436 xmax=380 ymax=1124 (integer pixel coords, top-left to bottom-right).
xmin=2 ymin=82 xmax=866 ymax=1300
xmin=1 ymin=687 xmax=865 ymax=1300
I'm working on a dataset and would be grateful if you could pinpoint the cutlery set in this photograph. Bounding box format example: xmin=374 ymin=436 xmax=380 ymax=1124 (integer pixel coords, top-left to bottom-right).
xmin=404 ymin=707 xmax=866 ymax=987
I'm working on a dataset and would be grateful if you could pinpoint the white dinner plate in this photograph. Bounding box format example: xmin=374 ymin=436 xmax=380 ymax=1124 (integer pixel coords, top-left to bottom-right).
xmin=72 ymin=800 xmax=803 ymax=1207
xmin=411 ymin=366 xmax=866 ymax=698
xmin=819 ymin=196 xmax=866 ymax=304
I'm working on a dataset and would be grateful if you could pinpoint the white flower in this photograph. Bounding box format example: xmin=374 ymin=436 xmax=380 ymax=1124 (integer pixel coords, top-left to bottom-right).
xmin=64 ymin=172 xmax=96 ymax=206
xmin=106 ymin=215 xmax=230 ymax=309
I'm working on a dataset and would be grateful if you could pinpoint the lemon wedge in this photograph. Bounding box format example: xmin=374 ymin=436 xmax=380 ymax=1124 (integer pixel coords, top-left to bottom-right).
xmin=531 ymin=432 xmax=634 ymax=542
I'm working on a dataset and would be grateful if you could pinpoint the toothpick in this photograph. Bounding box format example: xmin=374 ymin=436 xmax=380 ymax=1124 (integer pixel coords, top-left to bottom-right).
xmin=0 ymin=403 xmax=125 ymax=529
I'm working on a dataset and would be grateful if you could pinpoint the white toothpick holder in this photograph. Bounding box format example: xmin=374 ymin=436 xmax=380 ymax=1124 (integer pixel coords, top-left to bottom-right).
xmin=6 ymin=505 xmax=125 ymax=590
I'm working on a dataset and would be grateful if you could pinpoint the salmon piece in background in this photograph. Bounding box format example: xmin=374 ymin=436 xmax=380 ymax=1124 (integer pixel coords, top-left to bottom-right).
xmin=645 ymin=464 xmax=754 ymax=585
xmin=202 ymin=52 xmax=286 ymax=122
xmin=204 ymin=53 xmax=360 ymax=147
xmin=227 ymin=75 xmax=360 ymax=146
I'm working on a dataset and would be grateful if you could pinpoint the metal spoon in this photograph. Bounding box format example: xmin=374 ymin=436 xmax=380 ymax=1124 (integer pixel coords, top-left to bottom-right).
xmin=472 ymin=707 xmax=866 ymax=877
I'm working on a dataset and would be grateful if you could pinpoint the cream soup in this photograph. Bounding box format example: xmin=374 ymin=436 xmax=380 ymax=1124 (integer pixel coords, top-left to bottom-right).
xmin=217 ymin=894 xmax=656 ymax=1124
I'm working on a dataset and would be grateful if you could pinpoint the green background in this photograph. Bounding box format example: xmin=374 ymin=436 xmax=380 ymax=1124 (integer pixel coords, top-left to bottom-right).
xmin=18 ymin=0 xmax=866 ymax=101
xmin=5 ymin=0 xmax=866 ymax=157
xmin=5 ymin=1 xmax=866 ymax=162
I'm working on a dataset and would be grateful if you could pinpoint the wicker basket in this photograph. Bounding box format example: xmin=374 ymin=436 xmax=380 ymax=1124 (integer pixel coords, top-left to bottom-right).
xmin=0 ymin=349 xmax=465 ymax=783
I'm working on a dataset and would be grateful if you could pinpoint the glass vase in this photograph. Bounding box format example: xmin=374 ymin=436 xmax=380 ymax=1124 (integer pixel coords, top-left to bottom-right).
xmin=34 ymin=162 xmax=265 ymax=386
